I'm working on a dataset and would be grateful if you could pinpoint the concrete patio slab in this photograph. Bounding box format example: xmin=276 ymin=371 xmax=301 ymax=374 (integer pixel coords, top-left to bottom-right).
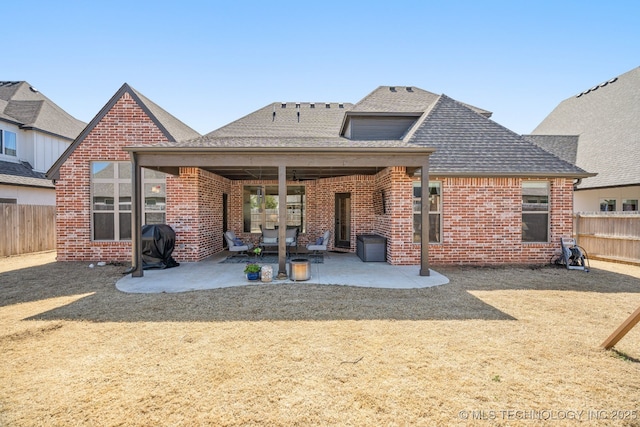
xmin=116 ymin=252 xmax=449 ymax=293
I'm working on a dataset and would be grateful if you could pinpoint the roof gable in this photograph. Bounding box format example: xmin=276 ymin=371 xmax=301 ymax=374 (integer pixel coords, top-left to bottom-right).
xmin=530 ymin=66 xmax=640 ymax=189
xmin=408 ymin=95 xmax=590 ymax=177
xmin=46 ymin=83 xmax=200 ymax=180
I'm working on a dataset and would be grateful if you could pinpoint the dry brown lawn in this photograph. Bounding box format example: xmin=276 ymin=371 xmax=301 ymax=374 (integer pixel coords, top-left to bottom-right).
xmin=1 ymin=252 xmax=640 ymax=426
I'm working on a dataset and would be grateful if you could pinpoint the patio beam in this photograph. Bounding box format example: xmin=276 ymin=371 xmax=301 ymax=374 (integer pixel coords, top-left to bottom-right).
xmin=129 ymin=151 xmax=432 ymax=169
xmin=131 ymin=153 xmax=144 ymax=277
xmin=277 ymin=165 xmax=287 ymax=279
xmin=420 ymin=161 xmax=430 ymax=276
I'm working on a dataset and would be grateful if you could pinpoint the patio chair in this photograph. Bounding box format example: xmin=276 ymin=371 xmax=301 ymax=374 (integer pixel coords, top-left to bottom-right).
xmin=259 ymin=227 xmax=279 ymax=254
xmin=260 ymin=226 xmax=298 ymax=256
xmin=306 ymin=230 xmax=330 ymax=256
xmin=224 ymin=230 xmax=253 ymax=257
xmin=285 ymin=226 xmax=299 ymax=255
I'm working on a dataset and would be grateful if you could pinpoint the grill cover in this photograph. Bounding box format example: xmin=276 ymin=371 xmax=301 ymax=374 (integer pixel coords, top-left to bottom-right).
xmin=141 ymin=224 xmax=180 ymax=269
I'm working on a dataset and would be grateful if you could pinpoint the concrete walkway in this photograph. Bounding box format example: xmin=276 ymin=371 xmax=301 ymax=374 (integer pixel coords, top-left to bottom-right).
xmin=116 ymin=252 xmax=449 ymax=293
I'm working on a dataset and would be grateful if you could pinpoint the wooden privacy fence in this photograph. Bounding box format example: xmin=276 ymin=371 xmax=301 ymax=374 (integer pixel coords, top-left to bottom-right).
xmin=0 ymin=204 xmax=56 ymax=257
xmin=574 ymin=212 xmax=640 ymax=265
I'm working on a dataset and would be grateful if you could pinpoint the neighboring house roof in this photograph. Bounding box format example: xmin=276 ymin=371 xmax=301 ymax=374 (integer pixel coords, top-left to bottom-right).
xmin=529 ymin=66 xmax=640 ymax=189
xmin=0 ymin=160 xmax=53 ymax=188
xmin=0 ymin=81 xmax=86 ymax=140
xmin=47 ymin=83 xmax=201 ymax=180
xmin=522 ymin=135 xmax=580 ymax=165
xmin=407 ymin=95 xmax=589 ymax=176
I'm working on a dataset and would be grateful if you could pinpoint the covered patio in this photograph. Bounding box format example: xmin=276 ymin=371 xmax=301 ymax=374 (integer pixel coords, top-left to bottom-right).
xmin=125 ymin=144 xmax=435 ymax=279
xmin=116 ymin=251 xmax=449 ymax=293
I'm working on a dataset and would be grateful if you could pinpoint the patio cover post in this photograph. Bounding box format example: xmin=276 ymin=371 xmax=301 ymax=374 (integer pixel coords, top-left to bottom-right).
xmin=277 ymin=165 xmax=288 ymax=279
xmin=131 ymin=153 xmax=144 ymax=277
xmin=420 ymin=161 xmax=430 ymax=276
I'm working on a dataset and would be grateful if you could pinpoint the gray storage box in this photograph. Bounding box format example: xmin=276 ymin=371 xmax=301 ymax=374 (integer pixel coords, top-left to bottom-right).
xmin=356 ymin=234 xmax=387 ymax=262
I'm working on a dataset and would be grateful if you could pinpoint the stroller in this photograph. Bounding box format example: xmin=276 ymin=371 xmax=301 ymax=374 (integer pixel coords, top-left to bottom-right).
xmin=556 ymin=237 xmax=589 ymax=271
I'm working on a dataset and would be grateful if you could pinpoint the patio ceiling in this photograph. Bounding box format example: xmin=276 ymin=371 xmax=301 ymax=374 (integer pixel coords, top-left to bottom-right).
xmin=196 ymin=166 xmax=386 ymax=181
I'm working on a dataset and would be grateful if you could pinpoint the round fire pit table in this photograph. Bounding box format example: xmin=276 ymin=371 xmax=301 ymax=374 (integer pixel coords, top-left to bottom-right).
xmin=289 ymin=258 xmax=311 ymax=281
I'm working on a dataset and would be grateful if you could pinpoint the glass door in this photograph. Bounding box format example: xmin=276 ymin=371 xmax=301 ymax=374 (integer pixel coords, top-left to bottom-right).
xmin=334 ymin=193 xmax=351 ymax=248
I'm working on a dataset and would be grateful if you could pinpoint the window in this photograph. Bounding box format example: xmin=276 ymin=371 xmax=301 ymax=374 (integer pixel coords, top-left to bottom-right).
xmin=143 ymin=169 xmax=167 ymax=224
xmin=600 ymin=199 xmax=616 ymax=211
xmin=0 ymin=198 xmax=17 ymax=204
xmin=91 ymin=162 xmax=166 ymax=241
xmin=412 ymin=181 xmax=441 ymax=243
xmin=622 ymin=199 xmax=638 ymax=211
xmin=1 ymin=130 xmax=17 ymax=156
xmin=522 ymin=181 xmax=549 ymax=242
xmin=243 ymin=185 xmax=305 ymax=233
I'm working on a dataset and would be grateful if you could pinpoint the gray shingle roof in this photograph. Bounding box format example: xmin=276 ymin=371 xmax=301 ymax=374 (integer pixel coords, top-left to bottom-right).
xmin=351 ymin=86 xmax=492 ymax=117
xmin=530 ymin=66 xmax=640 ymax=189
xmin=131 ymin=88 xmax=201 ymax=142
xmin=0 ymin=81 xmax=86 ymax=140
xmin=165 ymin=88 xmax=591 ymax=177
xmin=407 ymin=95 xmax=590 ymax=176
xmin=206 ymin=102 xmax=353 ymax=139
xmin=522 ymin=135 xmax=579 ymax=165
xmin=0 ymin=160 xmax=53 ymax=188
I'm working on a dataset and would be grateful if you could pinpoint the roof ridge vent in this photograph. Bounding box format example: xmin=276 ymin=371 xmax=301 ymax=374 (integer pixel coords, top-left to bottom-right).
xmin=576 ymin=76 xmax=619 ymax=97
xmin=406 ymin=87 xmax=413 ymax=92
xmin=281 ymin=102 xmax=286 ymax=108
xmin=389 ymin=87 xmax=396 ymax=92
xmin=325 ymin=103 xmax=330 ymax=108
xmin=338 ymin=103 xmax=344 ymax=108
xmin=310 ymin=102 xmax=315 ymax=108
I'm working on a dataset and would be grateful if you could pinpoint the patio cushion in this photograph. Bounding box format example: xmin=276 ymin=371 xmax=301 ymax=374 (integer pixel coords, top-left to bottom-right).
xmin=263 ymin=237 xmax=277 ymax=244
xmin=262 ymin=228 xmax=278 ymax=239
xmin=316 ymin=236 xmax=324 ymax=245
xmin=233 ymin=238 xmax=244 ymax=246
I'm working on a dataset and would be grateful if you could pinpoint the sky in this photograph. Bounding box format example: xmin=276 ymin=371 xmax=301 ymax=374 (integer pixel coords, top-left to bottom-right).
xmin=5 ymin=0 xmax=639 ymax=136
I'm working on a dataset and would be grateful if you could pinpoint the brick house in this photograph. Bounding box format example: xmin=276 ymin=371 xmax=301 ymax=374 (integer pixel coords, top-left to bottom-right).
xmin=47 ymin=83 xmax=591 ymax=277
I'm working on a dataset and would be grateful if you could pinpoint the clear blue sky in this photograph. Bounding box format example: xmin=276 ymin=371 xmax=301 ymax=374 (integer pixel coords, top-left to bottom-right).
xmin=5 ymin=0 xmax=639 ymax=135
